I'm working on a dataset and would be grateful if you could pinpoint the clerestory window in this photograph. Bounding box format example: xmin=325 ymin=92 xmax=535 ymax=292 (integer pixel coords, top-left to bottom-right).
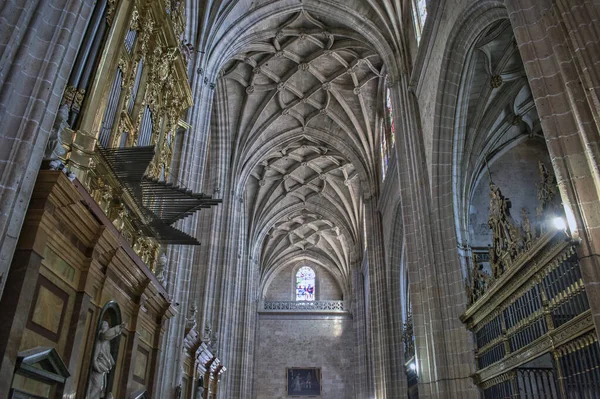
xmin=412 ymin=0 xmax=428 ymax=44
xmin=295 ymin=266 xmax=316 ymax=301
xmin=381 ymin=87 xmax=395 ymax=181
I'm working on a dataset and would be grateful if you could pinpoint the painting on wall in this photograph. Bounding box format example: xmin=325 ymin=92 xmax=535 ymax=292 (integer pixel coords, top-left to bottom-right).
xmin=286 ymin=367 xmax=321 ymax=396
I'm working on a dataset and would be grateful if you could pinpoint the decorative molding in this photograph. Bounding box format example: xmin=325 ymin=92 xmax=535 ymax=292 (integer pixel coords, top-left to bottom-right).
xmin=259 ymin=300 xmax=349 ymax=313
xmin=27 ymin=274 xmax=69 ymax=342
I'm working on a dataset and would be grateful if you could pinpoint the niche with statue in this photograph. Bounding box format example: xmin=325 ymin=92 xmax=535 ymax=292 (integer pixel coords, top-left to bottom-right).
xmin=85 ymin=301 xmax=127 ymax=399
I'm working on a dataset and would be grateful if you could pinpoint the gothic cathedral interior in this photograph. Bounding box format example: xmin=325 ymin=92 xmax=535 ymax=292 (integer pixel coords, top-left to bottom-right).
xmin=0 ymin=0 xmax=599 ymax=398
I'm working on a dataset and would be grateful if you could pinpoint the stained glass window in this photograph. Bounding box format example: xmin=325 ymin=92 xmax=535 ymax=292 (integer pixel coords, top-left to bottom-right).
xmin=296 ymin=266 xmax=316 ymax=301
xmin=386 ymin=88 xmax=395 ymax=147
xmin=363 ymin=211 xmax=368 ymax=250
xmin=381 ymin=87 xmax=395 ymax=181
xmin=381 ymin=128 xmax=389 ymax=180
xmin=413 ymin=0 xmax=428 ymax=43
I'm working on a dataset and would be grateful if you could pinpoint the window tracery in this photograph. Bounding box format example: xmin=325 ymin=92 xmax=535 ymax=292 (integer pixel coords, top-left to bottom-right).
xmin=381 ymin=87 xmax=395 ymax=181
xmin=412 ymin=0 xmax=428 ymax=43
xmin=295 ymin=266 xmax=316 ymax=301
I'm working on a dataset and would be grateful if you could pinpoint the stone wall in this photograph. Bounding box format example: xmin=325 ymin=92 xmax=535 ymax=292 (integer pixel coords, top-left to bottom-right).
xmin=412 ymin=0 xmax=474 ymax=181
xmin=253 ymin=316 xmax=354 ymax=399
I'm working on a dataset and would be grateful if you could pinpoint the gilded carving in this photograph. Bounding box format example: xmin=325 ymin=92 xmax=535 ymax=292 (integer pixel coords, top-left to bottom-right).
xmin=180 ymin=41 xmax=194 ymax=66
xmin=401 ymin=312 xmax=415 ymax=360
xmin=106 ymin=0 xmax=117 ymax=26
xmin=73 ymin=88 xmax=87 ymax=114
xmin=156 ymin=47 xmax=179 ymax=84
xmin=118 ymin=57 xmax=129 ymax=81
xmin=462 ymin=168 xmax=590 ymax=393
xmin=135 ymin=14 xmax=155 ymax=62
xmin=62 ymin=85 xmax=77 ymax=107
xmin=521 ymin=208 xmax=533 ymax=249
xmin=536 ymin=161 xmax=558 ymax=220
xmin=488 ymin=183 xmax=520 ymax=278
xmin=465 ymin=251 xmax=491 ymax=306
xmin=490 ymin=75 xmax=503 ymax=88
xmin=110 ymin=202 xmax=128 ymax=232
xmin=69 ymin=0 xmax=194 ymax=277
xmin=167 ymin=0 xmax=186 ymax=39
xmin=130 ymin=8 xmax=140 ymax=31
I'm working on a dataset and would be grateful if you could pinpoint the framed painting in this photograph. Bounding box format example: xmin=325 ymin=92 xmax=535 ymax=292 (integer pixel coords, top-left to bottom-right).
xmin=286 ymin=367 xmax=321 ymax=397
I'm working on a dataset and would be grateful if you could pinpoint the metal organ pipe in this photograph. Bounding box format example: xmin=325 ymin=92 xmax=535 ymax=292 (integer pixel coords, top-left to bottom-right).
xmin=98 ymin=69 xmax=123 ymax=147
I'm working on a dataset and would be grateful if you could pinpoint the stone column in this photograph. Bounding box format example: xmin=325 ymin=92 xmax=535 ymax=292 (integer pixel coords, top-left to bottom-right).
xmin=351 ymin=266 xmax=375 ymax=398
xmin=363 ymin=196 xmax=406 ymax=398
xmin=154 ymin=242 xmax=196 ymax=398
xmin=505 ymin=0 xmax=600 ymax=338
xmin=189 ymin=77 xmax=258 ymax=398
xmin=151 ymin=313 xmax=171 ymax=394
xmin=0 ymin=0 xmax=94 ymax=300
xmin=154 ymin=64 xmax=217 ymax=397
xmin=391 ymin=74 xmax=478 ymax=399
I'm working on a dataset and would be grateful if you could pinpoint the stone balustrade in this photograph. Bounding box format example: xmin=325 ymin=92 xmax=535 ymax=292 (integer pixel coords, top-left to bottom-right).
xmin=260 ymin=300 xmax=349 ymax=313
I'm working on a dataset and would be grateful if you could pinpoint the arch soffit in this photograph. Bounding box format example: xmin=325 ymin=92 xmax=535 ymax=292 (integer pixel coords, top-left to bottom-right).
xmin=237 ymin=127 xmax=371 ymax=199
xmin=251 ymin=200 xmax=358 ymax=256
xmin=203 ymin=1 xmax=403 ymax=82
xmin=432 ymin=1 xmax=509 ymax=193
xmin=203 ymin=5 xmax=401 ymax=191
xmin=431 ymin=2 xmax=510 ymax=246
xmin=199 ymin=3 xmax=403 ymax=290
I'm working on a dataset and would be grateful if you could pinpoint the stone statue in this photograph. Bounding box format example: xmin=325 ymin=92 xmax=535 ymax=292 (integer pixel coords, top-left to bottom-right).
xmin=186 ymin=302 xmax=198 ymax=331
xmin=44 ymin=104 xmax=69 ymax=161
xmin=155 ymin=252 xmax=168 ymax=285
xmin=210 ymin=332 xmax=218 ymax=354
xmin=195 ymin=376 xmax=205 ymax=399
xmin=86 ymin=321 xmax=127 ymax=399
xmin=202 ymin=324 xmax=212 ymax=344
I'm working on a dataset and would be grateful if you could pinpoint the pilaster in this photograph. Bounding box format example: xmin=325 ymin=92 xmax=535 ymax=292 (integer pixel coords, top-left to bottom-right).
xmin=0 ymin=0 xmax=94 ymax=301
xmin=364 ymin=195 xmax=407 ymax=398
xmin=391 ymin=74 xmax=478 ymax=398
xmin=505 ymin=0 xmax=600 ymax=340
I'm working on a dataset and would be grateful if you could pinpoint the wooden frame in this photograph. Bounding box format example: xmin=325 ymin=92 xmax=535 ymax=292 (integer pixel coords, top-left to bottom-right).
xmin=26 ymin=275 xmax=69 ymax=342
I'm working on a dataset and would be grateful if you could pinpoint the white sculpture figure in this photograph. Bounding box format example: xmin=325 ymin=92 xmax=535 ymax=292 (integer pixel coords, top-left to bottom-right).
xmin=86 ymin=321 xmax=127 ymax=399
xmin=186 ymin=302 xmax=198 ymax=330
xmin=210 ymin=332 xmax=218 ymax=354
xmin=45 ymin=104 xmax=69 ymax=161
xmin=202 ymin=324 xmax=212 ymax=344
xmin=155 ymin=252 xmax=168 ymax=285
xmin=195 ymin=377 xmax=205 ymax=399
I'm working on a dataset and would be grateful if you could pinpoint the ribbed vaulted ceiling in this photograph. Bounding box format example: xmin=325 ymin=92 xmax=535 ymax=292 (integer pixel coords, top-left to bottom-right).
xmin=454 ymin=20 xmax=542 ymax=240
xmin=217 ymin=10 xmax=386 ymax=291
